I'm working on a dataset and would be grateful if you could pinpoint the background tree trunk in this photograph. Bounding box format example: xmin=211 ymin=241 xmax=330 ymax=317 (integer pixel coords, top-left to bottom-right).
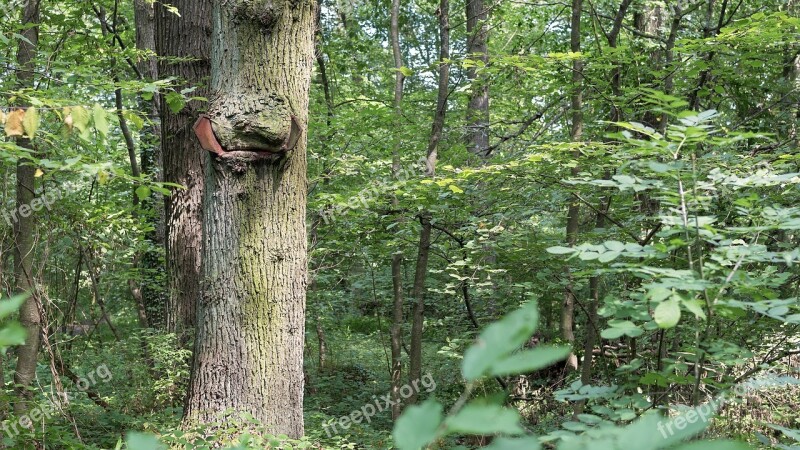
xmin=561 ymin=0 xmax=583 ymax=373
xmin=389 ymin=0 xmax=406 ymax=421
xmin=465 ymin=0 xmax=489 ymax=158
xmin=154 ymin=0 xmax=212 ymax=336
xmin=12 ymin=0 xmax=41 ymax=417
xmin=135 ymin=0 xmax=166 ymax=328
xmin=183 ymin=0 xmax=315 ymax=438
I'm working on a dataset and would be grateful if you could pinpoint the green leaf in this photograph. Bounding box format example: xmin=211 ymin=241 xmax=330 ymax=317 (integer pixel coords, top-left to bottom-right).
xmin=488 ymin=346 xmax=571 ymax=377
xmin=93 ymin=104 xmax=109 ymax=137
xmin=446 ymin=403 xmax=524 ymax=435
xmin=125 ymin=432 xmax=166 ymax=450
xmin=462 ymin=302 xmax=539 ymax=380
xmin=598 ymin=251 xmax=621 ymax=263
xmin=600 ymin=320 xmax=643 ymax=339
xmin=165 ymin=91 xmax=186 ymax=114
xmin=546 ymin=246 xmax=574 ymax=255
xmin=0 ymin=294 xmax=28 ymax=320
xmin=136 ymin=186 xmax=152 ymax=201
xmin=484 ymin=437 xmax=541 ymax=450
xmin=654 ymin=299 xmax=681 ymax=329
xmin=0 ymin=322 xmax=27 ymax=349
xmin=682 ymin=299 xmax=706 ymax=320
xmin=393 ymin=400 xmax=443 ymax=450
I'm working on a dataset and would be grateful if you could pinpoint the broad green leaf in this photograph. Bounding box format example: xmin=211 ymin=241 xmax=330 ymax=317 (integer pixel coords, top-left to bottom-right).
xmin=0 ymin=294 xmax=28 ymax=319
xmin=165 ymin=91 xmax=186 ymax=114
xmin=136 ymin=186 xmax=152 ymax=201
xmin=488 ymin=346 xmax=570 ymax=377
xmin=462 ymin=302 xmax=539 ymax=380
xmin=393 ymin=400 xmax=443 ymax=450
xmin=654 ymin=299 xmax=681 ymax=329
xmin=484 ymin=436 xmax=541 ymax=450
xmin=93 ymin=104 xmax=109 ymax=137
xmin=0 ymin=322 xmax=26 ymax=349
xmin=547 ymin=246 xmax=574 ymax=255
xmin=446 ymin=403 xmax=524 ymax=435
xmin=124 ymin=432 xmax=166 ymax=450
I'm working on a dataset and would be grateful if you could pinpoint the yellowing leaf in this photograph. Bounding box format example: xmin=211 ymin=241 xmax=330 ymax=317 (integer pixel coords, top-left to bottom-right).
xmin=4 ymin=109 xmax=25 ymax=137
xmin=92 ymin=104 xmax=109 ymax=137
xmin=34 ymin=168 xmax=44 ymax=178
xmin=71 ymin=106 xmax=90 ymax=139
xmin=63 ymin=107 xmax=73 ymax=132
xmin=98 ymin=171 xmax=109 ymax=185
xmin=22 ymin=106 xmax=39 ymax=139
xmin=449 ymin=184 xmax=464 ymax=194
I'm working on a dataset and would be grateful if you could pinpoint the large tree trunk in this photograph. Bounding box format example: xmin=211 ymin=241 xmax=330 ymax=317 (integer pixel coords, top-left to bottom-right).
xmin=12 ymin=0 xmax=41 ymax=417
xmin=183 ymin=0 xmax=315 ymax=438
xmin=155 ymin=0 xmax=212 ymax=336
xmin=465 ymin=0 xmax=489 ymax=158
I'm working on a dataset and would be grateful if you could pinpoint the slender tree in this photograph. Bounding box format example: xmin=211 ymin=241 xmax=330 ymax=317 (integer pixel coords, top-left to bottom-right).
xmin=561 ymin=0 xmax=583 ymax=373
xmin=408 ymin=0 xmax=450 ymax=407
xmin=183 ymin=0 xmax=315 ymax=437
xmin=389 ymin=0 xmax=406 ymax=421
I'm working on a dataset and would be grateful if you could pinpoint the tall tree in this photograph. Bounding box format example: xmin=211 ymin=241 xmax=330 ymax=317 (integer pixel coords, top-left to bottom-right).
xmin=389 ymin=0 xmax=406 ymax=421
xmin=561 ymin=0 xmax=583 ymax=373
xmin=135 ymin=0 xmax=166 ymax=328
xmin=154 ymin=0 xmax=212 ymax=335
xmin=465 ymin=0 xmax=489 ymax=158
xmin=12 ymin=0 xmax=41 ymax=417
xmin=408 ymin=0 xmax=450 ymax=407
xmin=183 ymin=0 xmax=315 ymax=437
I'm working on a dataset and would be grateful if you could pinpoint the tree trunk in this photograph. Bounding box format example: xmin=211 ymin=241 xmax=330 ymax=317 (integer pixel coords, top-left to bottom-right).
xmin=135 ymin=0 xmax=167 ymax=328
xmin=408 ymin=214 xmax=431 ymax=405
xmin=12 ymin=0 xmax=41 ymax=417
xmin=155 ymin=0 xmax=212 ymax=337
xmin=408 ymin=0 xmax=449 ymax=406
xmin=561 ymin=0 xmax=583 ymax=373
xmin=465 ymin=0 xmax=489 ymax=158
xmin=389 ymin=0 xmax=406 ymax=421
xmin=183 ymin=0 xmax=315 ymax=438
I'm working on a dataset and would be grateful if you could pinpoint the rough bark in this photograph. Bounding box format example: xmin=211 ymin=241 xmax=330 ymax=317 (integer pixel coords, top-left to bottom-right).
xmin=183 ymin=0 xmax=315 ymax=438
xmin=12 ymin=0 xmax=41 ymax=417
xmin=561 ymin=0 xmax=583 ymax=373
xmin=408 ymin=214 xmax=431 ymax=405
xmin=135 ymin=0 xmax=166 ymax=328
xmin=155 ymin=0 xmax=212 ymax=336
xmin=465 ymin=0 xmax=489 ymax=158
xmin=389 ymin=0 xmax=406 ymax=421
